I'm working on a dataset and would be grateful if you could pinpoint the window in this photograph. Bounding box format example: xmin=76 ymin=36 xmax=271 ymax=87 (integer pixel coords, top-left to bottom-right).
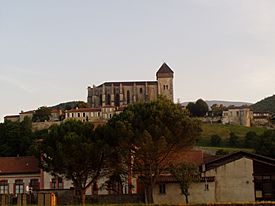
xmin=83 ymin=113 xmax=85 ymax=117
xmin=140 ymin=88 xmax=143 ymax=94
xmin=166 ymin=85 xmax=168 ymax=90
xmin=51 ymin=178 xmax=57 ymax=189
xmin=0 ymin=180 xmax=8 ymax=194
xmin=58 ymin=177 xmax=63 ymax=189
xmin=51 ymin=177 xmax=63 ymax=189
xmin=78 ymin=113 xmax=80 ymax=117
xmin=29 ymin=179 xmax=39 ymax=190
xmin=163 ymin=85 xmax=166 ymax=90
xmin=159 ymin=183 xmax=166 ymax=194
xmin=107 ymin=94 xmax=111 ymax=105
xmin=115 ymin=94 xmax=120 ymax=107
xmin=15 ymin=179 xmax=24 ymax=194
xmin=127 ymin=91 xmax=130 ymax=104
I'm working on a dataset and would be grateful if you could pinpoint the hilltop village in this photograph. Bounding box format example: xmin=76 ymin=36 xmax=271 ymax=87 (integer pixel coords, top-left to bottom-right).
xmin=1 ymin=63 xmax=275 ymax=205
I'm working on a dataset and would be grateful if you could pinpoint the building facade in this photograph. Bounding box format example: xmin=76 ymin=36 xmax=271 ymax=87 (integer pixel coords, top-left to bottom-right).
xmin=87 ymin=63 xmax=174 ymax=108
xmin=222 ymin=107 xmax=253 ymax=127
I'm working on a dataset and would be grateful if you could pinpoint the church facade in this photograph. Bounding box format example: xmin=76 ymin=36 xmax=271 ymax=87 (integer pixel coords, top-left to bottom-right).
xmin=87 ymin=63 xmax=174 ymax=108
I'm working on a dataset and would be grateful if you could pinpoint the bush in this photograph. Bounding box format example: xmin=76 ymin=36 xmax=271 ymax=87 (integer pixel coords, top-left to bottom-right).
xmin=210 ymin=135 xmax=221 ymax=146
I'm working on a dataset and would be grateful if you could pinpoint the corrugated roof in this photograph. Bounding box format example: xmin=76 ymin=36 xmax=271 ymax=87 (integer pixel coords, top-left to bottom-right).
xmin=0 ymin=156 xmax=40 ymax=175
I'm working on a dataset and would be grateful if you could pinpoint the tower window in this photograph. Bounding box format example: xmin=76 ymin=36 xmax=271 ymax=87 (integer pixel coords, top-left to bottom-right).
xmin=163 ymin=85 xmax=166 ymax=90
xmin=166 ymin=85 xmax=168 ymax=89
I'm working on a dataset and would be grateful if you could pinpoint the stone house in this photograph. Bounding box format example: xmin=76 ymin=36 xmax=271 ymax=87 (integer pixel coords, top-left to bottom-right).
xmin=222 ymin=107 xmax=253 ymax=127
xmin=252 ymin=112 xmax=272 ymax=127
xmin=87 ymin=63 xmax=174 ymax=108
xmin=4 ymin=115 xmax=20 ymax=122
xmin=153 ymin=151 xmax=275 ymax=204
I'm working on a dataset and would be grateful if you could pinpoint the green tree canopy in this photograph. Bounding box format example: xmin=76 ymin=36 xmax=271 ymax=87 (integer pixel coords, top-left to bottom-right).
xmin=107 ymin=98 xmax=201 ymax=203
xmin=38 ymin=120 xmax=112 ymax=205
xmin=32 ymin=106 xmax=51 ymax=122
xmin=170 ymin=163 xmax=200 ymax=204
xmin=0 ymin=118 xmax=33 ymax=156
xmin=254 ymin=130 xmax=275 ymax=158
xmin=186 ymin=99 xmax=209 ymax=117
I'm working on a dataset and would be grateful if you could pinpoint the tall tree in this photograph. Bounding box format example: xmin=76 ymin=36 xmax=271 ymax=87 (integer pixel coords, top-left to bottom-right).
xmin=38 ymin=120 xmax=111 ymax=205
xmin=254 ymin=130 xmax=275 ymax=158
xmin=107 ymin=98 xmax=201 ymax=203
xmin=186 ymin=99 xmax=209 ymax=117
xmin=170 ymin=163 xmax=200 ymax=203
xmin=32 ymin=106 xmax=51 ymax=122
xmin=0 ymin=118 xmax=33 ymax=156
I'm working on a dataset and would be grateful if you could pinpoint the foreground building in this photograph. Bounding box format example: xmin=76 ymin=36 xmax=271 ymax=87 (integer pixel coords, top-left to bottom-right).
xmin=1 ymin=151 xmax=274 ymax=204
xmin=87 ymin=63 xmax=174 ymax=108
xmin=153 ymin=151 xmax=275 ymax=204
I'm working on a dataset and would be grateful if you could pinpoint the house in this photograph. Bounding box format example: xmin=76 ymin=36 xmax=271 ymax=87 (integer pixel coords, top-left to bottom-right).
xmin=252 ymin=112 xmax=272 ymax=127
xmin=222 ymin=107 xmax=253 ymax=127
xmin=4 ymin=115 xmax=20 ymax=122
xmin=19 ymin=110 xmax=34 ymax=122
xmin=0 ymin=156 xmax=137 ymax=198
xmin=64 ymin=106 xmax=124 ymax=126
xmin=0 ymin=156 xmax=42 ymax=194
xmin=153 ymin=151 xmax=275 ymax=204
xmin=87 ymin=63 xmax=174 ymax=108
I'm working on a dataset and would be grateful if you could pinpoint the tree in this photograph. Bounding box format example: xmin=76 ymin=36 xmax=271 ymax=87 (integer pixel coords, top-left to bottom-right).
xmin=210 ymin=104 xmax=225 ymax=117
xmin=210 ymin=134 xmax=221 ymax=147
xmin=32 ymin=106 xmax=51 ymax=122
xmin=254 ymin=130 xmax=275 ymax=158
xmin=107 ymin=98 xmax=201 ymax=203
xmin=186 ymin=99 xmax=209 ymax=117
xmin=228 ymin=132 xmax=240 ymax=147
xmin=170 ymin=163 xmax=200 ymax=203
xmin=0 ymin=118 xmax=33 ymax=156
xmin=244 ymin=131 xmax=259 ymax=148
xmin=38 ymin=120 xmax=111 ymax=205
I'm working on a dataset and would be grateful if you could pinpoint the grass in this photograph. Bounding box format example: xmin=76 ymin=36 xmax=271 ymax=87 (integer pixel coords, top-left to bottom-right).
xmin=196 ymin=123 xmax=268 ymax=148
xmin=200 ymin=123 xmax=267 ymax=139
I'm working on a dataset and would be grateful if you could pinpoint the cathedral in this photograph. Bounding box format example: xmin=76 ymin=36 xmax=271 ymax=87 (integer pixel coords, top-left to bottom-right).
xmin=87 ymin=63 xmax=174 ymax=108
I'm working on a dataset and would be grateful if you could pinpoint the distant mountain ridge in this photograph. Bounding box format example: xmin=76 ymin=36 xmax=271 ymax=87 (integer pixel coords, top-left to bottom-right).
xmin=251 ymin=94 xmax=275 ymax=113
xmin=181 ymin=100 xmax=252 ymax=107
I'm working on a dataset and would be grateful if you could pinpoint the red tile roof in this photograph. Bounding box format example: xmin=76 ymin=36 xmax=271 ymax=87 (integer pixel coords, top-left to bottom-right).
xmin=0 ymin=156 xmax=40 ymax=175
xmin=166 ymin=149 xmax=204 ymax=166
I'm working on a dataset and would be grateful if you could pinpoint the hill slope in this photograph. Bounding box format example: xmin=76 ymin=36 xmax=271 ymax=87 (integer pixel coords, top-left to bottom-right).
xmin=251 ymin=94 xmax=275 ymax=113
xmin=182 ymin=100 xmax=252 ymax=107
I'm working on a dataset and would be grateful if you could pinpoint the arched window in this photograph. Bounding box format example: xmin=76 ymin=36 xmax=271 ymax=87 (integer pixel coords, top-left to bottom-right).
xmin=99 ymin=94 xmax=102 ymax=106
xmin=106 ymin=94 xmax=111 ymax=105
xmin=115 ymin=94 xmax=120 ymax=107
xmin=127 ymin=91 xmax=130 ymax=104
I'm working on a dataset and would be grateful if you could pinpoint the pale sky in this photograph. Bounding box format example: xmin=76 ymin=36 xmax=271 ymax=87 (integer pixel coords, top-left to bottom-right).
xmin=1 ymin=0 xmax=275 ymax=121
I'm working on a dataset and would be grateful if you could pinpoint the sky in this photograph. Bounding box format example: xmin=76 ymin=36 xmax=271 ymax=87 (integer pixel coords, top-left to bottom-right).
xmin=1 ymin=0 xmax=275 ymax=122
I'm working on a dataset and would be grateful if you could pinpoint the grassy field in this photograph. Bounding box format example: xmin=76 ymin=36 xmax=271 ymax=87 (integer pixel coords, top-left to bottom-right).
xmin=200 ymin=123 xmax=267 ymax=139
xmin=197 ymin=123 xmax=268 ymax=147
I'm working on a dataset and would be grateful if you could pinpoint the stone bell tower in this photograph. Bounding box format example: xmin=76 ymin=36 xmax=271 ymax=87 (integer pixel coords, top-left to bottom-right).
xmin=156 ymin=62 xmax=174 ymax=101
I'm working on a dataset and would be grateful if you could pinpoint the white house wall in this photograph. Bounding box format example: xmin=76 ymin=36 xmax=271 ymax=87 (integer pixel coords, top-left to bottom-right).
xmin=153 ymin=181 xmax=215 ymax=204
xmin=205 ymin=157 xmax=255 ymax=202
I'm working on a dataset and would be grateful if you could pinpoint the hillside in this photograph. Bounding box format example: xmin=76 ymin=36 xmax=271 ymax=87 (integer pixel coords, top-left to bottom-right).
xmin=182 ymin=100 xmax=252 ymax=107
xmin=251 ymin=94 xmax=275 ymax=113
xmin=50 ymin=101 xmax=87 ymax=110
xmin=197 ymin=123 xmax=267 ymax=147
